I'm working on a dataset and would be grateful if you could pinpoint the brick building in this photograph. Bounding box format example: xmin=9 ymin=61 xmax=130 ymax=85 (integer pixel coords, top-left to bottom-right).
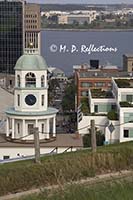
xmin=25 ymin=3 xmax=41 ymax=54
xmin=74 ymin=65 xmax=130 ymax=107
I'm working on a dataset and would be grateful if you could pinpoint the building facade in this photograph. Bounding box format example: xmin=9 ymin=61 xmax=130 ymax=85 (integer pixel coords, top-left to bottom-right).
xmin=58 ymin=14 xmax=91 ymax=25
xmin=0 ymin=0 xmax=24 ymax=74
xmin=123 ymin=54 xmax=133 ymax=72
xmin=25 ymin=3 xmax=41 ymax=54
xmin=74 ymin=66 xmax=130 ymax=107
xmin=0 ymin=1 xmax=41 ymax=74
xmin=78 ymin=77 xmax=133 ymax=144
xmin=6 ymin=51 xmax=58 ymax=140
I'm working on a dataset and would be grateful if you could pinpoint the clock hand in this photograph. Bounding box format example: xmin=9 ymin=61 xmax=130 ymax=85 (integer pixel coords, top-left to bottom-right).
xmin=29 ymin=97 xmax=33 ymax=103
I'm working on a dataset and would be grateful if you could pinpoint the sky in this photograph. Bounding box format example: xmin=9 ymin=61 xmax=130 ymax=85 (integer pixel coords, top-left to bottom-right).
xmin=28 ymin=0 xmax=133 ymax=4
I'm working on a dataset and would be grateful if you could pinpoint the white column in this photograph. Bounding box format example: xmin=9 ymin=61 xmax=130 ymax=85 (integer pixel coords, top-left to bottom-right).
xmin=38 ymin=32 xmax=41 ymax=55
xmin=46 ymin=119 xmax=50 ymax=139
xmin=6 ymin=117 xmax=9 ymax=137
xmin=35 ymin=119 xmax=38 ymax=128
xmin=12 ymin=118 xmax=15 ymax=139
xmin=45 ymin=74 xmax=47 ymax=88
xmin=22 ymin=119 xmax=26 ymax=138
xmin=53 ymin=117 xmax=56 ymax=137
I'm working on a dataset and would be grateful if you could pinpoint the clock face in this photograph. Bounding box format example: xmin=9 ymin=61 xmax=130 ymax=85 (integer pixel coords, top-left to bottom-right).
xmin=25 ymin=94 xmax=36 ymax=106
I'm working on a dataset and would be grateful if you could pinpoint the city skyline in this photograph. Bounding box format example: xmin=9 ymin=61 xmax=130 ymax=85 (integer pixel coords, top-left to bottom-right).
xmin=28 ymin=0 xmax=133 ymax=4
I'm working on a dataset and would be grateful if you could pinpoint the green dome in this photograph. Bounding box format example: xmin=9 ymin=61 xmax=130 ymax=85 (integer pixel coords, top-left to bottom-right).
xmin=15 ymin=54 xmax=48 ymax=71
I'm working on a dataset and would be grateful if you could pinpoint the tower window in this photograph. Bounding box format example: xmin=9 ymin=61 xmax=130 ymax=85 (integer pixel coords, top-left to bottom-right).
xmin=17 ymin=75 xmax=20 ymax=87
xmin=18 ymin=94 xmax=20 ymax=106
xmin=42 ymin=124 xmax=44 ymax=133
xmin=42 ymin=95 xmax=44 ymax=106
xmin=41 ymin=75 xmax=45 ymax=87
xmin=25 ymin=72 xmax=36 ymax=88
xmin=17 ymin=123 xmax=20 ymax=134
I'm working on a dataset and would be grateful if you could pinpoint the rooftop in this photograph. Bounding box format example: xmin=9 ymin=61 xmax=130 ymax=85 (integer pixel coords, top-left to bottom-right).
xmin=91 ymin=89 xmax=114 ymax=98
xmin=15 ymin=54 xmax=48 ymax=71
xmin=115 ymin=79 xmax=133 ymax=88
xmin=0 ymin=87 xmax=13 ymax=119
xmin=79 ymin=71 xmax=130 ymax=78
xmin=124 ymin=54 xmax=133 ymax=58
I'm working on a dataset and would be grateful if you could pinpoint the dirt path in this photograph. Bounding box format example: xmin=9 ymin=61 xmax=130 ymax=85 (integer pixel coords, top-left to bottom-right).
xmin=0 ymin=170 xmax=132 ymax=200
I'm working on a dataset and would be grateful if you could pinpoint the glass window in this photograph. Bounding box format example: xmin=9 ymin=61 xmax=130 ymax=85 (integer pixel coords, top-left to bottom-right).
xmin=42 ymin=95 xmax=44 ymax=106
xmin=25 ymin=72 xmax=36 ymax=88
xmin=95 ymin=103 xmax=113 ymax=113
xmin=17 ymin=123 xmax=20 ymax=134
xmin=3 ymin=156 xmax=10 ymax=160
xmin=42 ymin=124 xmax=44 ymax=133
xmin=81 ymin=82 xmax=92 ymax=87
xmin=127 ymin=95 xmax=133 ymax=102
xmin=41 ymin=75 xmax=45 ymax=87
xmin=94 ymin=82 xmax=105 ymax=87
xmin=111 ymin=104 xmax=116 ymax=110
xmin=0 ymin=1 xmax=23 ymax=74
xmin=124 ymin=129 xmax=129 ymax=138
xmin=124 ymin=113 xmax=133 ymax=123
xmin=94 ymin=105 xmax=98 ymax=113
xmin=18 ymin=94 xmax=20 ymax=106
xmin=28 ymin=124 xmax=34 ymax=135
xmin=129 ymin=129 xmax=133 ymax=137
xmin=81 ymin=91 xmax=88 ymax=96
xmin=17 ymin=75 xmax=20 ymax=87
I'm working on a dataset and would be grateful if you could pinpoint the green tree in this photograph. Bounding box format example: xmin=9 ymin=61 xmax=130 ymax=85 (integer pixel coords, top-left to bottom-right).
xmin=83 ymin=129 xmax=105 ymax=147
xmin=83 ymin=21 xmax=88 ymax=27
xmin=48 ymin=79 xmax=60 ymax=105
xmin=81 ymin=97 xmax=90 ymax=114
xmin=62 ymin=80 xmax=76 ymax=112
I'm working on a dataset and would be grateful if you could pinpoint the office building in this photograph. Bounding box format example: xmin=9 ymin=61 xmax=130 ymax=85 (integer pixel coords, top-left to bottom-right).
xmin=123 ymin=54 xmax=133 ymax=72
xmin=25 ymin=3 xmax=41 ymax=54
xmin=0 ymin=0 xmax=24 ymax=74
xmin=74 ymin=64 xmax=130 ymax=107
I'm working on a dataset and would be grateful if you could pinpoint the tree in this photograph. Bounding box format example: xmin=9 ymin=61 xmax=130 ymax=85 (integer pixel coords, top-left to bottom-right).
xmin=83 ymin=21 xmax=88 ymax=27
xmin=48 ymin=79 xmax=60 ymax=105
xmin=62 ymin=80 xmax=76 ymax=112
xmin=83 ymin=129 xmax=105 ymax=147
xmin=81 ymin=98 xmax=90 ymax=114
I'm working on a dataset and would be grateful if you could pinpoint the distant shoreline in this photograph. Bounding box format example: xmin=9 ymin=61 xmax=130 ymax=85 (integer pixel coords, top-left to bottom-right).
xmin=41 ymin=28 xmax=133 ymax=32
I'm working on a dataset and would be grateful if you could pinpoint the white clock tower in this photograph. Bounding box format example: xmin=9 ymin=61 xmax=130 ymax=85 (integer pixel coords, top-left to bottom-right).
xmin=6 ymin=51 xmax=58 ymax=140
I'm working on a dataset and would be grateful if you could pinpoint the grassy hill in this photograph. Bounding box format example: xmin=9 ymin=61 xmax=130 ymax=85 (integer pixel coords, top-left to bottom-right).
xmin=19 ymin=178 xmax=133 ymax=200
xmin=0 ymin=142 xmax=133 ymax=196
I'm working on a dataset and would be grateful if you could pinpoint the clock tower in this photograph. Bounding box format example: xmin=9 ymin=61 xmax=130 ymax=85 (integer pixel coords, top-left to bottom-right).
xmin=6 ymin=51 xmax=58 ymax=140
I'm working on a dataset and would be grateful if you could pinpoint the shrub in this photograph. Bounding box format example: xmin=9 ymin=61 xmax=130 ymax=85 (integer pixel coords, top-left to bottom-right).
xmin=107 ymin=111 xmax=118 ymax=120
xmin=115 ymin=79 xmax=130 ymax=88
xmin=120 ymin=101 xmax=132 ymax=107
xmin=83 ymin=130 xmax=105 ymax=148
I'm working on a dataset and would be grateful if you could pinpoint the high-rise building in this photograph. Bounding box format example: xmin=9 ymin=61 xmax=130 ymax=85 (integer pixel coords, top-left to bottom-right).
xmin=0 ymin=0 xmax=24 ymax=74
xmin=25 ymin=3 xmax=41 ymax=54
xmin=123 ymin=54 xmax=133 ymax=73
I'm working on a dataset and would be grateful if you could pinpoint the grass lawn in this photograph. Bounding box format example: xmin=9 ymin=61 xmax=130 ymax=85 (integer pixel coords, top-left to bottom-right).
xmin=0 ymin=142 xmax=133 ymax=196
xmin=20 ymin=177 xmax=133 ymax=200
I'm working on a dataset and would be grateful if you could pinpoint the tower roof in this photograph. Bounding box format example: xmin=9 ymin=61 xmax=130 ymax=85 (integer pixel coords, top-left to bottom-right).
xmin=15 ymin=54 xmax=48 ymax=71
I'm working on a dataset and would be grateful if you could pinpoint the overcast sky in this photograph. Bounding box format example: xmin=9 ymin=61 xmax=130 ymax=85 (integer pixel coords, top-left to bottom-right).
xmin=28 ymin=0 xmax=133 ymax=4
